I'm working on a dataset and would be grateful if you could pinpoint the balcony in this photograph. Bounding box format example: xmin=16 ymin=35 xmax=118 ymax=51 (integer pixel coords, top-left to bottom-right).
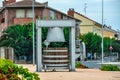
xmin=14 ymin=18 xmax=33 ymax=25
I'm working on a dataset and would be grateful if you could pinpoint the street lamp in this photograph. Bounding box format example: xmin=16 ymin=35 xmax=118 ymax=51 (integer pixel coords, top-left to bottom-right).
xmin=101 ymin=0 xmax=104 ymax=63
xmin=32 ymin=0 xmax=35 ymax=65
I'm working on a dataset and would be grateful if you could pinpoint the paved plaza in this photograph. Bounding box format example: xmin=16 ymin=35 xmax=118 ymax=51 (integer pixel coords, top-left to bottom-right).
xmin=20 ymin=64 xmax=120 ymax=80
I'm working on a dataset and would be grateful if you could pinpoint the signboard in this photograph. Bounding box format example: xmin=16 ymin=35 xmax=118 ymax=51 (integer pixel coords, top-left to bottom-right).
xmin=109 ymin=46 xmax=113 ymax=50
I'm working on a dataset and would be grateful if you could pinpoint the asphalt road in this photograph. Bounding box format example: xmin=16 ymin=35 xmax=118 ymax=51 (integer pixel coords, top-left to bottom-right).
xmin=81 ymin=57 xmax=120 ymax=69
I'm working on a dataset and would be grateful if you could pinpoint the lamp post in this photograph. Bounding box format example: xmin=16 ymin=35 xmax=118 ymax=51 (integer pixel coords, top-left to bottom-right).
xmin=101 ymin=0 xmax=104 ymax=63
xmin=32 ymin=0 xmax=35 ymax=65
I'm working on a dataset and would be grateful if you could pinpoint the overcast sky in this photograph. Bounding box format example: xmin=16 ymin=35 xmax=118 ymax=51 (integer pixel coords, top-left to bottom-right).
xmin=0 ymin=0 xmax=120 ymax=30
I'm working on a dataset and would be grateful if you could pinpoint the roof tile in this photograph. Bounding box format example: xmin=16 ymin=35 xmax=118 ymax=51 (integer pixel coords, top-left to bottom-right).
xmin=6 ymin=0 xmax=47 ymax=7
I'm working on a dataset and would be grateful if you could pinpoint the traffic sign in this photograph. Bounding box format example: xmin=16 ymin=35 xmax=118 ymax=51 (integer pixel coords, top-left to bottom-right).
xmin=109 ymin=46 xmax=113 ymax=50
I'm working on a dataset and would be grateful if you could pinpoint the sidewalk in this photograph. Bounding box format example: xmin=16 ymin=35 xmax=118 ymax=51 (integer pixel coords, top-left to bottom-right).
xmin=20 ymin=64 xmax=120 ymax=80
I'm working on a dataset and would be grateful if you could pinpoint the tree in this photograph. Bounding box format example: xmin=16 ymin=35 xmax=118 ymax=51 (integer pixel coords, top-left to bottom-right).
xmin=112 ymin=40 xmax=120 ymax=52
xmin=103 ymin=37 xmax=110 ymax=52
xmin=112 ymin=40 xmax=120 ymax=60
xmin=0 ymin=23 xmax=33 ymax=57
xmin=103 ymin=37 xmax=115 ymax=56
xmin=80 ymin=32 xmax=102 ymax=54
xmin=80 ymin=32 xmax=120 ymax=59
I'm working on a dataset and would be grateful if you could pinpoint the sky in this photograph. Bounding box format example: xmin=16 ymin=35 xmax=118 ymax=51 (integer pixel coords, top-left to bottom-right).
xmin=0 ymin=0 xmax=120 ymax=31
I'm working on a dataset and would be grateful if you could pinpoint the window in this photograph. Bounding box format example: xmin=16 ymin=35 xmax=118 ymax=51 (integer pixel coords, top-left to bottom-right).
xmin=63 ymin=15 xmax=68 ymax=20
xmin=1 ymin=18 xmax=5 ymax=23
xmin=27 ymin=10 xmax=33 ymax=18
xmin=50 ymin=10 xmax=55 ymax=19
xmin=16 ymin=10 xmax=25 ymax=18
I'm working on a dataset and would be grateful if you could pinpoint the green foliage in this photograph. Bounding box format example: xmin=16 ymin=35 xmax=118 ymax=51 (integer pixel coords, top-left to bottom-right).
xmin=80 ymin=32 xmax=119 ymax=57
xmin=112 ymin=40 xmax=120 ymax=59
xmin=42 ymin=27 xmax=48 ymax=48
xmin=103 ymin=37 xmax=111 ymax=52
xmin=0 ymin=23 xmax=33 ymax=57
xmin=75 ymin=62 xmax=88 ymax=68
xmin=112 ymin=40 xmax=120 ymax=52
xmin=0 ymin=59 xmax=40 ymax=80
xmin=80 ymin=32 xmax=101 ymax=53
xmin=100 ymin=64 xmax=120 ymax=71
xmin=103 ymin=37 xmax=115 ymax=56
xmin=75 ymin=62 xmax=81 ymax=68
xmin=103 ymin=37 xmax=120 ymax=56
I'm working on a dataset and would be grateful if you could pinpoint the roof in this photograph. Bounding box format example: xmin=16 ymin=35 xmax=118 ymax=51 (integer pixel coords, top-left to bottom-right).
xmin=0 ymin=0 xmax=81 ymax=22
xmin=6 ymin=0 xmax=48 ymax=8
xmin=0 ymin=0 xmax=47 ymax=12
xmin=74 ymin=11 xmax=101 ymax=26
xmin=74 ymin=11 xmax=117 ymax=33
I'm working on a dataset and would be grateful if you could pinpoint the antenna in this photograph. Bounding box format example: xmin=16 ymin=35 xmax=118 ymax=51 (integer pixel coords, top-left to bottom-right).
xmin=104 ymin=19 xmax=106 ymax=25
xmin=84 ymin=3 xmax=87 ymax=15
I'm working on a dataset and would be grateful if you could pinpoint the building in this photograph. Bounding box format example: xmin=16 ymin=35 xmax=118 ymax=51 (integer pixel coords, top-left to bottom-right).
xmin=68 ymin=8 xmax=117 ymax=38
xmin=0 ymin=0 xmax=80 ymax=35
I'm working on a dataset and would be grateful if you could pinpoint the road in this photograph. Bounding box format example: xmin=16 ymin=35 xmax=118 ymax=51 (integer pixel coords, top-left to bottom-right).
xmin=81 ymin=57 xmax=120 ymax=69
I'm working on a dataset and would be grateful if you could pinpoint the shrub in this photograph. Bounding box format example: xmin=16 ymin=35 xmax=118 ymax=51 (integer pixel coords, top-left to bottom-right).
xmin=100 ymin=64 xmax=120 ymax=71
xmin=75 ymin=62 xmax=88 ymax=68
xmin=75 ymin=62 xmax=81 ymax=68
xmin=0 ymin=59 xmax=40 ymax=80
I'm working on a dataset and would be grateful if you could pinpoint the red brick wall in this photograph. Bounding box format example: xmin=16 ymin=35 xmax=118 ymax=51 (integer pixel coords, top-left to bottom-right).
xmin=55 ymin=11 xmax=62 ymax=19
xmin=1 ymin=7 xmax=66 ymax=30
xmin=6 ymin=8 xmax=43 ymax=25
xmin=8 ymin=9 xmax=16 ymax=26
xmin=4 ymin=9 xmax=8 ymax=29
xmin=0 ymin=14 xmax=3 ymax=24
xmin=42 ymin=8 xmax=63 ymax=20
xmin=43 ymin=8 xmax=50 ymax=19
xmin=35 ymin=8 xmax=43 ymax=19
xmin=14 ymin=18 xmax=33 ymax=25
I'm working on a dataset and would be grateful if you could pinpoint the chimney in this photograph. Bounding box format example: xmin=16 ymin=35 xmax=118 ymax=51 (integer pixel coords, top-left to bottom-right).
xmin=3 ymin=0 xmax=16 ymax=7
xmin=67 ymin=8 xmax=75 ymax=17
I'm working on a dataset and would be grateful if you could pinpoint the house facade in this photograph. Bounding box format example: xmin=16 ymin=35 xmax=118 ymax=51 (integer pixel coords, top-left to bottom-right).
xmin=0 ymin=0 xmax=80 ymax=35
xmin=68 ymin=8 xmax=117 ymax=38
